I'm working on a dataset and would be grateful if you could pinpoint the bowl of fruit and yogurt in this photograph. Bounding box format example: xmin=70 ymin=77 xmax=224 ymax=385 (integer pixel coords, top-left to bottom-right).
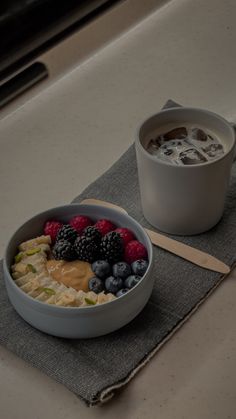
xmin=3 ymin=204 xmax=153 ymax=338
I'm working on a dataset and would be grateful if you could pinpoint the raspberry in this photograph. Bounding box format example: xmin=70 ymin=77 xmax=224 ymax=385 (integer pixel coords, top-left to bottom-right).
xmin=44 ymin=220 xmax=63 ymax=243
xmin=124 ymin=240 xmax=148 ymax=264
xmin=115 ymin=228 xmax=135 ymax=246
xmin=69 ymin=215 xmax=93 ymax=234
xmin=95 ymin=219 xmax=116 ymax=236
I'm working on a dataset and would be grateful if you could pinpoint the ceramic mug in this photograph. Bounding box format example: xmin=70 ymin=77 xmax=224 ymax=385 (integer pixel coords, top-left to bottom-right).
xmin=135 ymin=107 xmax=235 ymax=235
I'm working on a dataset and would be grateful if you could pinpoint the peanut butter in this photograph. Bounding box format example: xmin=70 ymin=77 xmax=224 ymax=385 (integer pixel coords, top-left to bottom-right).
xmin=46 ymin=260 xmax=94 ymax=292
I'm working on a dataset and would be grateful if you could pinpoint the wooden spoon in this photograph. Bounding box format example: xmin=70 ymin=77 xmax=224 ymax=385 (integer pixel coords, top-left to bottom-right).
xmin=80 ymin=198 xmax=230 ymax=275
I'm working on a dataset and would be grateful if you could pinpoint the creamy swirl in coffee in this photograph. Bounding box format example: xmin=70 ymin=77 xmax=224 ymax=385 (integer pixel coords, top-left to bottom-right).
xmin=146 ymin=125 xmax=224 ymax=165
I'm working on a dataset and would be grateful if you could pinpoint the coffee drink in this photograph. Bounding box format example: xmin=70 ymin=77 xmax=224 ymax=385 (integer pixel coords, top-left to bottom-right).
xmin=146 ymin=125 xmax=224 ymax=165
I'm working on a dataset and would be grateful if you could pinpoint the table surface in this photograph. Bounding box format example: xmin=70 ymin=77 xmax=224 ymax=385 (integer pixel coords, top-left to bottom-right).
xmin=1 ymin=0 xmax=236 ymax=417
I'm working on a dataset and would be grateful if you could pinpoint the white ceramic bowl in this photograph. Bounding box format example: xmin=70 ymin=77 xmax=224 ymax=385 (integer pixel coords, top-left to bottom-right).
xmin=3 ymin=204 xmax=154 ymax=338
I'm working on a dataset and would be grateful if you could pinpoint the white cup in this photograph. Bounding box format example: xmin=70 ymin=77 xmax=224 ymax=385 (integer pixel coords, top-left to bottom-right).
xmin=135 ymin=107 xmax=235 ymax=235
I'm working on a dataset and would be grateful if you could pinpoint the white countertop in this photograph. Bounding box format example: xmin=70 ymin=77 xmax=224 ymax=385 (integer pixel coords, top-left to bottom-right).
xmin=1 ymin=0 xmax=236 ymax=417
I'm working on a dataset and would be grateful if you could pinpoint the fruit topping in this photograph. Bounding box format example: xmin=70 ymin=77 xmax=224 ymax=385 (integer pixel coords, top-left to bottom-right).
xmin=115 ymin=228 xmax=135 ymax=246
xmin=105 ymin=276 xmax=123 ymax=294
xmin=88 ymin=277 xmax=105 ymax=294
xmin=100 ymin=231 xmax=123 ymax=263
xmin=74 ymin=236 xmax=99 ymax=263
xmin=131 ymin=259 xmax=149 ymax=276
xmin=44 ymin=220 xmax=63 ymax=243
xmin=124 ymin=240 xmax=148 ymax=264
xmin=69 ymin=215 xmax=93 ymax=234
xmin=116 ymin=288 xmax=129 ymax=297
xmin=52 ymin=240 xmax=77 ymax=261
xmin=112 ymin=261 xmax=131 ymax=279
xmin=56 ymin=224 xmax=78 ymax=243
xmin=124 ymin=275 xmax=142 ymax=289
xmin=95 ymin=219 xmax=116 ymax=236
xmin=83 ymin=226 xmax=102 ymax=244
xmin=12 ymin=214 xmax=150 ymax=307
xmin=91 ymin=260 xmax=111 ymax=279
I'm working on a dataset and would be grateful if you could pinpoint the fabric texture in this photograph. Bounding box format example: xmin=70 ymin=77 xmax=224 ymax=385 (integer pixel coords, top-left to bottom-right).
xmin=0 ymin=100 xmax=235 ymax=406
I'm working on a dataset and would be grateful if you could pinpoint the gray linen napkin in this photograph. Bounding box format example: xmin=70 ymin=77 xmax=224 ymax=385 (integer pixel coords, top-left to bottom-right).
xmin=0 ymin=100 xmax=236 ymax=406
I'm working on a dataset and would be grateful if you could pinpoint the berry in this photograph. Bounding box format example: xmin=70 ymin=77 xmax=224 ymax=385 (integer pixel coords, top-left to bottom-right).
xmin=88 ymin=277 xmax=104 ymax=294
xmin=112 ymin=262 xmax=131 ymax=279
xmin=115 ymin=228 xmax=135 ymax=246
xmin=116 ymin=288 xmax=129 ymax=298
xmin=83 ymin=226 xmax=102 ymax=244
xmin=69 ymin=215 xmax=93 ymax=234
xmin=131 ymin=259 xmax=149 ymax=276
xmin=74 ymin=236 xmax=99 ymax=263
xmin=44 ymin=220 xmax=63 ymax=243
xmin=95 ymin=219 xmax=116 ymax=236
xmin=124 ymin=275 xmax=142 ymax=289
xmin=56 ymin=224 xmax=78 ymax=243
xmin=92 ymin=260 xmax=111 ymax=279
xmin=105 ymin=276 xmax=123 ymax=294
xmin=52 ymin=240 xmax=76 ymax=261
xmin=124 ymin=240 xmax=148 ymax=264
xmin=100 ymin=231 xmax=124 ymax=263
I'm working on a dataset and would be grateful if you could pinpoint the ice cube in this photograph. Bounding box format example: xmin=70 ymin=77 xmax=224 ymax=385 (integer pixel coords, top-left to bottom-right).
xmin=179 ymin=148 xmax=207 ymax=165
xmin=163 ymin=127 xmax=187 ymax=141
xmin=157 ymin=140 xmax=188 ymax=164
xmin=191 ymin=128 xmax=208 ymax=142
xmin=163 ymin=148 xmax=173 ymax=156
xmin=202 ymin=143 xmax=224 ymax=158
xmin=146 ymin=139 xmax=160 ymax=155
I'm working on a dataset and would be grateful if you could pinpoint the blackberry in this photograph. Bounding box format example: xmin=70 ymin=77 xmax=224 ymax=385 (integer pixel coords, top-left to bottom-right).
xmin=83 ymin=226 xmax=102 ymax=244
xmin=100 ymin=231 xmax=123 ymax=263
xmin=52 ymin=240 xmax=77 ymax=261
xmin=74 ymin=236 xmax=99 ymax=263
xmin=56 ymin=224 xmax=78 ymax=243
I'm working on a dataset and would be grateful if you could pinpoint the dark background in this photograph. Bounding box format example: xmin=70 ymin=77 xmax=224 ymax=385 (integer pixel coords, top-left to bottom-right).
xmin=0 ymin=0 xmax=121 ymax=80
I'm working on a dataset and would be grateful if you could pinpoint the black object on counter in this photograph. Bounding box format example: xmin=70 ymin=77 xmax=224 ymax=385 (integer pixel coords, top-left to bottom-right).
xmin=0 ymin=0 xmax=121 ymax=81
xmin=0 ymin=62 xmax=48 ymax=107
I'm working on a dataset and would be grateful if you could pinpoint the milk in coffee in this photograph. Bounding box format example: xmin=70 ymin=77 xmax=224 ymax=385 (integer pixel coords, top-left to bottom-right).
xmin=146 ymin=125 xmax=224 ymax=165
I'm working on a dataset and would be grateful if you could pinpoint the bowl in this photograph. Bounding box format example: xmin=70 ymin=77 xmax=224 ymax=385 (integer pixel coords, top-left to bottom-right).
xmin=3 ymin=204 xmax=154 ymax=338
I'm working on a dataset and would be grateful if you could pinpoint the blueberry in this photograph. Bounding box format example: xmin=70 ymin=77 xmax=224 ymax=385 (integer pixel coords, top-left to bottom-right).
xmin=105 ymin=276 xmax=123 ymax=294
xmin=88 ymin=277 xmax=104 ymax=294
xmin=116 ymin=288 xmax=129 ymax=298
xmin=112 ymin=261 xmax=131 ymax=279
xmin=131 ymin=259 xmax=149 ymax=276
xmin=124 ymin=275 xmax=142 ymax=289
xmin=92 ymin=260 xmax=111 ymax=279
